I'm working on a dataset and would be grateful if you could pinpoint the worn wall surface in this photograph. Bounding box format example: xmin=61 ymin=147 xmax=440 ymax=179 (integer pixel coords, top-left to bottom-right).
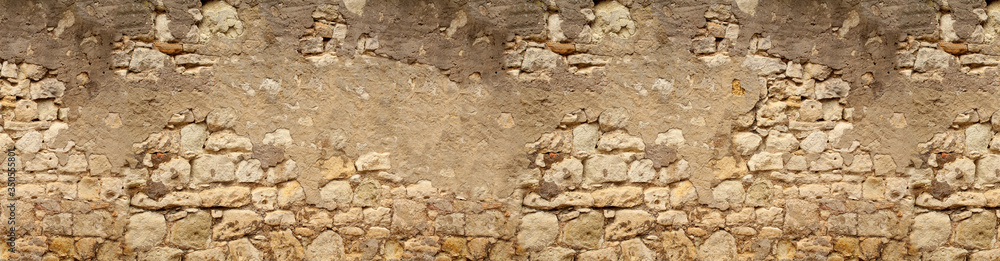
xmin=1 ymin=0 xmax=1000 ymax=260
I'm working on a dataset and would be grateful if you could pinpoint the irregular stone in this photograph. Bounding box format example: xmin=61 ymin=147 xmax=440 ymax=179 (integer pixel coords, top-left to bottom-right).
xmin=321 ymin=156 xmax=355 ymax=180
xmin=169 ymin=211 xmax=211 ymax=249
xmin=229 ymin=238 xmax=264 ymax=261
xmin=465 ymin=210 xmax=504 ymax=238
xmin=319 ymin=180 xmax=353 ymax=210
xmin=277 ymin=181 xmax=305 ymax=208
xmin=191 ymin=154 xmax=236 ymax=185
xmin=270 ymin=230 xmax=305 ymax=260
xmin=662 ymin=230 xmax=697 ymax=260
xmin=698 ymin=231 xmax=737 ymax=261
xmin=815 ymin=78 xmax=850 ymax=99
xmin=745 ymin=179 xmax=773 ymax=207
xmin=185 ymin=248 xmax=227 ymax=261
xmin=583 ymin=154 xmax=627 ymax=184
xmin=521 ymin=48 xmax=560 ymax=72
xmin=827 ymin=213 xmax=857 ymax=235
xmin=597 ymin=130 xmax=645 ymax=152
xmin=764 ymin=131 xmax=799 ymax=152
xmin=976 ymin=154 xmax=1000 ymax=187
xmin=306 ymin=230 xmax=346 ymax=261
xmin=74 ymin=211 xmax=112 ymax=237
xmin=656 ymin=210 xmax=689 ymax=226
xmin=125 ymin=212 xmax=167 ymax=252
xmin=573 ymin=124 xmax=600 ymax=155
xmin=141 ymin=247 xmax=184 ymax=261
xmin=235 ymin=159 xmax=264 ymax=183
xmin=783 ymin=199 xmax=819 ymax=237
xmin=910 ymin=212 xmax=951 ymax=251
xmin=204 ymin=131 xmax=253 ymax=151
xmin=392 ymin=199 xmax=427 ymax=237
xmin=533 ymin=246 xmax=575 ymax=261
xmin=434 ymin=213 xmax=465 ymax=236
xmin=180 ymin=124 xmax=207 ymax=153
xmin=742 ymin=55 xmax=785 ymax=75
xmin=845 ymin=153 xmax=872 ymax=173
xmin=352 ymin=180 xmax=380 ymax=207
xmin=966 ymin=124 xmax=992 ymax=155
xmin=592 ymin=0 xmax=635 ymax=39
xmin=598 ymin=107 xmax=630 ymax=131
xmin=212 ymin=210 xmax=262 ymax=240
xmin=748 ymin=152 xmax=783 ymax=171
xmin=592 ymin=186 xmax=642 ymax=207
xmin=798 ymin=99 xmax=823 ymax=121
xmin=605 ymin=210 xmax=654 ymax=240
xmin=873 ymin=154 xmax=896 ymax=176
xmin=655 ymin=129 xmax=685 ymax=147
xmin=200 ymin=0 xmax=244 ymax=39
xmin=644 ymin=187 xmax=671 ymax=210
xmin=809 ymin=152 xmax=844 ymax=171
xmin=545 ymin=157 xmax=584 ymax=189
xmin=251 ymin=187 xmax=277 ymax=210
xmin=732 ymin=132 xmax=762 ymax=155
xmin=129 ymin=48 xmax=168 ymax=73
xmin=799 ymin=131 xmax=827 ymax=153
xmin=578 ymin=248 xmax=619 ymax=261
xmin=939 ymin=157 xmax=976 ymax=188
xmin=954 ymin=211 xmax=997 ymax=249
xmin=914 ymin=47 xmax=952 ymax=72
xmin=712 ymin=180 xmax=745 ymax=210
xmin=671 ymin=181 xmax=698 ymax=207
xmin=518 ymin=212 xmax=559 ymax=251
xmin=561 ymin=211 xmax=603 ymax=249
xmin=355 ymin=152 xmax=391 ymax=171
xmin=925 ymin=247 xmax=969 ymax=261
xmin=199 ymin=186 xmax=250 ymax=207
xmin=621 ymin=238 xmax=655 ymax=261
xmin=657 ymin=158 xmax=690 ymax=184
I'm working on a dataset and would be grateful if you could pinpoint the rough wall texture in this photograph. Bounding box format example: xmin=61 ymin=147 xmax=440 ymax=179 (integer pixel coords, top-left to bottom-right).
xmin=1 ymin=0 xmax=1000 ymax=260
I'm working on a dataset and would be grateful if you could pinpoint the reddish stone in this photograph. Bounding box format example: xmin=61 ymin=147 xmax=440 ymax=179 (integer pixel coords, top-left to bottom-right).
xmin=546 ymin=42 xmax=575 ymax=55
xmin=939 ymin=42 xmax=967 ymax=55
xmin=155 ymin=42 xmax=184 ymax=55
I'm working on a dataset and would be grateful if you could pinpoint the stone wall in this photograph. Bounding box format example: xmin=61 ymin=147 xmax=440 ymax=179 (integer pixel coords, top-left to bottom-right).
xmin=3 ymin=0 xmax=1000 ymax=260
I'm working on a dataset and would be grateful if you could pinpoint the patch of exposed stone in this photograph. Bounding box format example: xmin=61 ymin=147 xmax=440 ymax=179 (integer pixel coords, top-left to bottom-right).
xmin=110 ymin=1 xmax=239 ymax=79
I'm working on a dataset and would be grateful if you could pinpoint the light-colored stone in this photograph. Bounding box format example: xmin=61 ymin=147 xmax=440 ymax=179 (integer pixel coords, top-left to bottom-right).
xmin=521 ymin=48 xmax=560 ymax=72
xmin=355 ymin=152 xmax=391 ymax=171
xmin=732 ymin=132 xmax=762 ymax=155
xmin=199 ymin=186 xmax=250 ymax=207
xmin=966 ymin=124 xmax=993 ymax=155
xmin=125 ymin=212 xmax=167 ymax=252
xmin=584 ymin=154 xmax=627 ymax=184
xmin=277 ymin=181 xmax=305 ymax=208
xmin=306 ymin=230 xmax=346 ymax=261
xmin=561 ymin=211 xmax=603 ymax=249
xmin=319 ymin=180 xmax=353 ymax=210
xmin=910 ymin=212 xmax=951 ymax=251
xmin=657 ymin=210 xmax=688 ymax=226
xmin=593 ymin=186 xmax=643 ymax=207
xmin=671 ymin=181 xmax=698 ymax=207
xmin=597 ymin=130 xmax=645 ymax=152
xmin=573 ymin=124 xmax=600 ymax=155
xmin=783 ymin=199 xmax=819 ymax=236
xmin=229 ymin=238 xmax=264 ymax=261
xmin=605 ymin=209 xmax=654 ymax=240
xmin=212 ymin=210 xmax=262 ymax=240
xmin=914 ymin=47 xmax=953 ymax=72
xmin=954 ymin=211 xmax=997 ymax=249
xmin=545 ymin=157 xmax=584 ymax=189
xmin=191 ymin=154 xmax=236 ymax=185
xmin=748 ymin=152 xmax=783 ymax=171
xmin=392 ymin=199 xmax=427 ymax=237
xmin=939 ymin=156 xmax=976 ymax=188
xmin=518 ymin=212 xmax=559 ymax=251
xmin=712 ymin=180 xmax=745 ymax=210
xmin=169 ymin=211 xmax=211 ymax=249
xmin=698 ymin=231 xmax=737 ymax=261
xmin=976 ymin=154 xmax=1000 ymax=187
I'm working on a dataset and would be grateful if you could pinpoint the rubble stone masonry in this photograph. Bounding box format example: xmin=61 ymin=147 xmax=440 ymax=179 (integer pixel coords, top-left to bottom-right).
xmin=2 ymin=0 xmax=1000 ymax=260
